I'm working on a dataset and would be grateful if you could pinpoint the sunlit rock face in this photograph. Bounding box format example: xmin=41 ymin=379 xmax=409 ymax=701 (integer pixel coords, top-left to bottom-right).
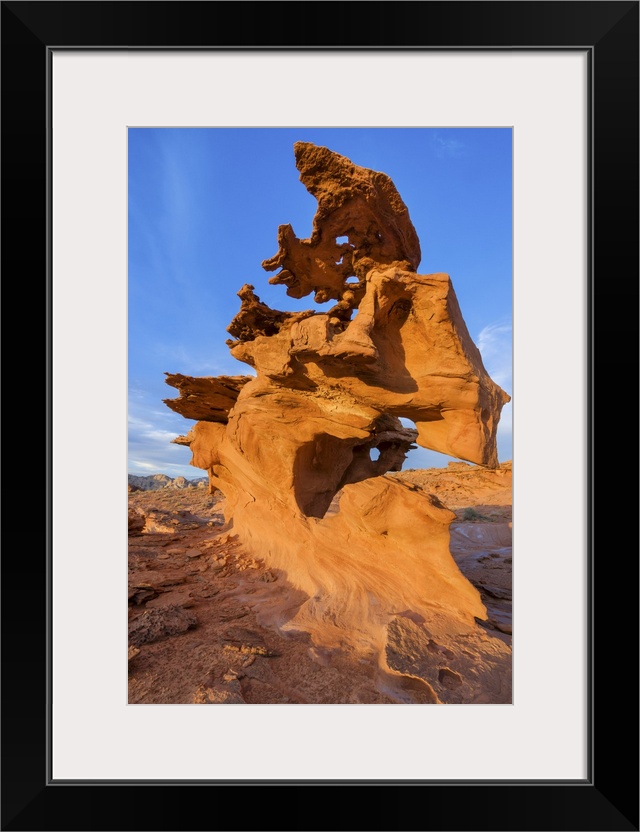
xmin=164 ymin=143 xmax=512 ymax=703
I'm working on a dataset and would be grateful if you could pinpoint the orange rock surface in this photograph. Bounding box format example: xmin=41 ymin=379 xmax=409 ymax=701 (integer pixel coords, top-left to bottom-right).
xmin=163 ymin=143 xmax=511 ymax=703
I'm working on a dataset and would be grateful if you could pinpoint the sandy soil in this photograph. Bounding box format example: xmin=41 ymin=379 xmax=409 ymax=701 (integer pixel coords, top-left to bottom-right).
xmin=128 ymin=462 xmax=512 ymax=704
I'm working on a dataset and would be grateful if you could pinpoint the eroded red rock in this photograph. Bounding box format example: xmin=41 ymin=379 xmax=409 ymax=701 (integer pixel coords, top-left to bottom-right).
xmin=160 ymin=143 xmax=512 ymax=703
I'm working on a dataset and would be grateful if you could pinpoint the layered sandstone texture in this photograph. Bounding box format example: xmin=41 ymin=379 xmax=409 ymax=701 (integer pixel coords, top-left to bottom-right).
xmin=163 ymin=142 xmax=511 ymax=703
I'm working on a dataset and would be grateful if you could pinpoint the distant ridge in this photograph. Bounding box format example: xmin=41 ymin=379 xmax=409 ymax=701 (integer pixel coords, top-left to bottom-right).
xmin=128 ymin=473 xmax=208 ymax=491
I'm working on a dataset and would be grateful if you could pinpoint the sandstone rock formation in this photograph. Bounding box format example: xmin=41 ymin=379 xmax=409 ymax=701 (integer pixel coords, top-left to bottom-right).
xmin=163 ymin=142 xmax=511 ymax=703
xmin=128 ymin=473 xmax=173 ymax=491
xmin=128 ymin=506 xmax=146 ymax=535
xmin=127 ymin=473 xmax=208 ymax=491
xmin=128 ymin=605 xmax=197 ymax=648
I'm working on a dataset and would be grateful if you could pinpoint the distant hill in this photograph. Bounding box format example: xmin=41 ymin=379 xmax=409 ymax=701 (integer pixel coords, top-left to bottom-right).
xmin=128 ymin=473 xmax=208 ymax=491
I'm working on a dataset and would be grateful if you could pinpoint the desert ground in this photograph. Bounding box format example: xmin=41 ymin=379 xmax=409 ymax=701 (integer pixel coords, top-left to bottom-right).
xmin=128 ymin=461 xmax=512 ymax=705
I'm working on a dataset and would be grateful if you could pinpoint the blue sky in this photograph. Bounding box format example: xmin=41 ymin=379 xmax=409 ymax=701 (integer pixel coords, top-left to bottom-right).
xmin=128 ymin=128 xmax=512 ymax=478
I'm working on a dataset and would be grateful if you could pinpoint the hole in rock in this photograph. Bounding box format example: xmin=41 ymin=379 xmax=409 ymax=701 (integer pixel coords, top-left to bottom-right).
xmin=283 ymin=295 xmax=336 ymax=314
xmin=345 ymin=276 xmax=359 ymax=285
xmin=335 ymin=235 xmax=349 ymax=244
xmin=369 ymin=447 xmax=381 ymax=461
xmin=396 ymin=418 xmax=459 ymax=471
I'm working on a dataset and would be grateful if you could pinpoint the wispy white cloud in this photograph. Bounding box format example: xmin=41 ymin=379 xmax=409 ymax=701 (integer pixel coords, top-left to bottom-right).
xmin=476 ymin=321 xmax=512 ymax=394
xmin=432 ymin=132 xmax=467 ymax=159
xmin=128 ymin=391 xmax=200 ymax=478
xmin=476 ymin=321 xmax=512 ymax=463
xmin=152 ymin=342 xmax=247 ymax=377
xmin=128 ymin=460 xmax=160 ymax=472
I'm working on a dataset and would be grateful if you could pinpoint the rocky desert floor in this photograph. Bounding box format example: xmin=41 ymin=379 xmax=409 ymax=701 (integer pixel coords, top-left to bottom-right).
xmin=128 ymin=461 xmax=512 ymax=705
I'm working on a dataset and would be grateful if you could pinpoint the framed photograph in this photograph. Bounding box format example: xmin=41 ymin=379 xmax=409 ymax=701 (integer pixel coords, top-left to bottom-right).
xmin=3 ymin=2 xmax=637 ymax=830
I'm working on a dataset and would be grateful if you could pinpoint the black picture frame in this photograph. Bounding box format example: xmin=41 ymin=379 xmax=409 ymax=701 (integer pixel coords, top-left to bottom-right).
xmin=2 ymin=2 xmax=638 ymax=830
